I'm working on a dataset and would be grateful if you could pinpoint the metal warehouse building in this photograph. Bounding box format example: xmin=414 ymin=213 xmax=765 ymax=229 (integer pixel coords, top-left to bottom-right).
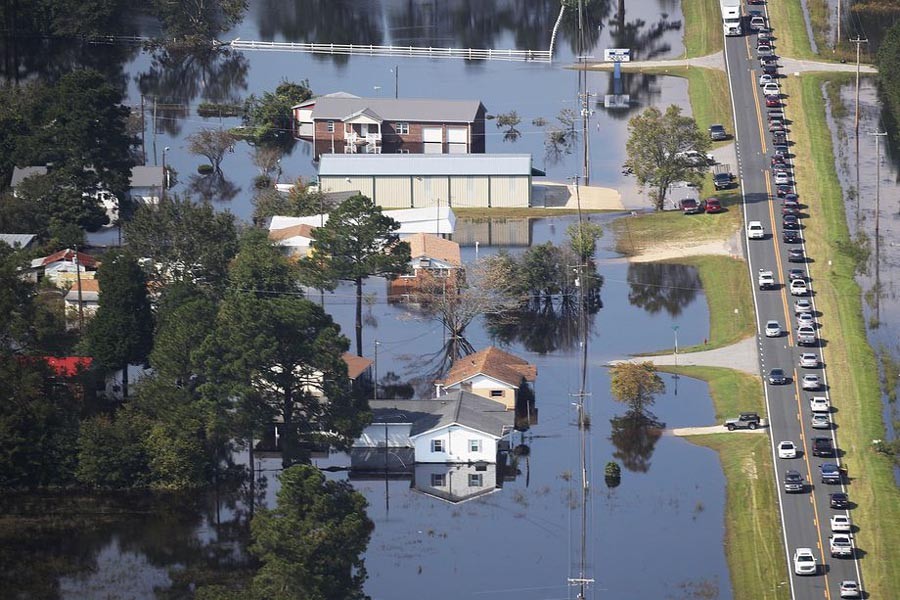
xmin=317 ymin=153 xmax=533 ymax=208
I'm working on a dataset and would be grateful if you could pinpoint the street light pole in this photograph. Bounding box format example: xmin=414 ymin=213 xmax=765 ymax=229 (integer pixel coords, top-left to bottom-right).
xmin=871 ymin=131 xmax=887 ymax=238
xmin=162 ymin=146 xmax=170 ymax=201
xmin=672 ymin=324 xmax=680 ymax=367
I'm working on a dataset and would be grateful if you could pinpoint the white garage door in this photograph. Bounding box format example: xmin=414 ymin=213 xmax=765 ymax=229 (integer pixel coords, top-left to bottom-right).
xmin=422 ymin=127 xmax=443 ymax=143
xmin=447 ymin=127 xmax=467 ymax=144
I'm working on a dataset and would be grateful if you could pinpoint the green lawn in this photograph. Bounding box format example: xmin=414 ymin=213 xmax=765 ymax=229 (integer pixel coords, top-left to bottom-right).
xmin=656 ymin=365 xmax=763 ymax=420
xmin=682 ymin=0 xmax=724 ymax=57
xmin=762 ymin=0 xmax=817 ymax=59
xmin=783 ymin=74 xmax=900 ymax=598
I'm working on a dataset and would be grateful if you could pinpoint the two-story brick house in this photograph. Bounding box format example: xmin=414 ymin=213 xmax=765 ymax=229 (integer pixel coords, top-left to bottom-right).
xmin=292 ymin=93 xmax=486 ymax=157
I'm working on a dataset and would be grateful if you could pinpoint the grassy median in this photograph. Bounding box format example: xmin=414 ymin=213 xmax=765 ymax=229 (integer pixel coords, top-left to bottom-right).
xmin=783 ymin=73 xmax=900 ymax=597
xmin=763 ymin=0 xmax=817 ymax=60
xmin=682 ymin=0 xmax=724 ymax=57
xmin=656 ymin=367 xmax=787 ymax=600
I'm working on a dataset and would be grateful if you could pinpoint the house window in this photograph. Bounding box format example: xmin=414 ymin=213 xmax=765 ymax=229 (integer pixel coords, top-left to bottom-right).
xmin=431 ymin=473 xmax=446 ymax=487
xmin=468 ymin=474 xmax=483 ymax=487
xmin=431 ymin=439 xmax=445 ymax=452
xmin=326 ymin=120 xmax=334 ymax=133
xmin=490 ymin=390 xmax=504 ymax=398
xmin=397 ymin=122 xmax=409 ymax=134
xmin=469 ymin=439 xmax=481 ymax=453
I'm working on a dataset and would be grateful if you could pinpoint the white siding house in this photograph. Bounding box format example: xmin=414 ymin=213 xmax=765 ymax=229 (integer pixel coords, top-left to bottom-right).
xmin=411 ymin=423 xmax=499 ymax=463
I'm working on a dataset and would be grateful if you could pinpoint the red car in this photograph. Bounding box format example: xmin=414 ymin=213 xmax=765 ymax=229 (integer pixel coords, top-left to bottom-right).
xmin=765 ymin=95 xmax=781 ymax=108
xmin=703 ymin=197 xmax=723 ymax=213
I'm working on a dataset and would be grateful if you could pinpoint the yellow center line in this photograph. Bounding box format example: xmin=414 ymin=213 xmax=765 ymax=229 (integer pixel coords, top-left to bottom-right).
xmin=764 ymin=175 xmax=793 ymax=344
xmin=751 ymin=70 xmax=768 ymax=154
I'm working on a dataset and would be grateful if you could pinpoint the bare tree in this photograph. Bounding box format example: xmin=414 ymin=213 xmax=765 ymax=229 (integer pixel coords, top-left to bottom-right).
xmin=188 ymin=128 xmax=236 ymax=173
xmin=252 ymin=145 xmax=283 ymax=179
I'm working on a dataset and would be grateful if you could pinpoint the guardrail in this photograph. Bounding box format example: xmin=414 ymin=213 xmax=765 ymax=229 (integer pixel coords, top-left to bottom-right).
xmin=228 ymin=39 xmax=552 ymax=63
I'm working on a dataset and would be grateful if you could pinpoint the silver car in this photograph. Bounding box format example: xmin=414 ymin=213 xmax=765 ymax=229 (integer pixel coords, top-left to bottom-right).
xmin=802 ymin=374 xmax=821 ymax=390
xmin=794 ymin=298 xmax=812 ymax=314
xmin=799 ymin=353 xmax=819 ymax=368
xmin=811 ymin=413 xmax=831 ymax=429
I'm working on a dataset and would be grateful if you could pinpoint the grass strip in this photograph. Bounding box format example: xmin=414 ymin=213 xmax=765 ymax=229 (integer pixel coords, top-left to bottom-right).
xmin=657 ymin=366 xmax=787 ymax=600
xmin=783 ymin=73 xmax=900 ymax=597
xmin=449 ymin=207 xmax=616 ymax=218
xmin=763 ymin=0 xmax=817 ymax=60
xmin=682 ymin=0 xmax=724 ymax=57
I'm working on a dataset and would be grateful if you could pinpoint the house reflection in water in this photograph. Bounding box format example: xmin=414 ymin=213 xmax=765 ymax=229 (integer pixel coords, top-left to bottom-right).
xmin=413 ymin=462 xmax=500 ymax=504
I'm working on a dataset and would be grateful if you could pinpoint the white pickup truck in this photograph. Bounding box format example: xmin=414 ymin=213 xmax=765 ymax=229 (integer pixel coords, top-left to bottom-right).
xmin=829 ymin=534 xmax=853 ymax=558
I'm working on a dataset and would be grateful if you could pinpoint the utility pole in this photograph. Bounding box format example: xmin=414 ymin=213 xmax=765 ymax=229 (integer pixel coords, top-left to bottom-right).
xmin=836 ymin=0 xmax=841 ymax=53
xmin=152 ymin=96 xmax=158 ymax=166
xmin=140 ymin=94 xmax=146 ymax=164
xmin=74 ymin=249 xmax=84 ymax=331
xmin=851 ymin=36 xmax=868 ymax=217
xmin=872 ymin=131 xmax=887 ymax=238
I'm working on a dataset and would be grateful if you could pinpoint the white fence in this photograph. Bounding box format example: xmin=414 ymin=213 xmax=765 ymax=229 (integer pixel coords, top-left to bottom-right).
xmin=228 ymin=39 xmax=552 ymax=63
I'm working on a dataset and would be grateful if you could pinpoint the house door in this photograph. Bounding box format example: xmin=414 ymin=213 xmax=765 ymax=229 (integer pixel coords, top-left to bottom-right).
xmin=422 ymin=126 xmax=443 ymax=153
xmin=447 ymin=127 xmax=468 ymax=153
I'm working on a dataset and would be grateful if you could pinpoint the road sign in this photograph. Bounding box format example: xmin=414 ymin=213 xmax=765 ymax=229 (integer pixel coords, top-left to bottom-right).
xmin=603 ymin=48 xmax=631 ymax=62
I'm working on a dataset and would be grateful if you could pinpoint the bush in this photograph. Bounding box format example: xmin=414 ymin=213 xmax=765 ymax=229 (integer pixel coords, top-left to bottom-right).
xmin=254 ymin=174 xmax=272 ymax=189
xmin=197 ymin=164 xmax=214 ymax=175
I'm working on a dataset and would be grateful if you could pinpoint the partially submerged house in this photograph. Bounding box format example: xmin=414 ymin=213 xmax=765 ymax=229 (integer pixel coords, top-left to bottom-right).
xmin=353 ymin=390 xmax=514 ymax=465
xmin=268 ymin=223 xmax=316 ymax=257
xmin=292 ymin=93 xmax=486 ymax=157
xmin=389 ymin=232 xmax=462 ymax=300
xmin=435 ymin=346 xmax=537 ymax=411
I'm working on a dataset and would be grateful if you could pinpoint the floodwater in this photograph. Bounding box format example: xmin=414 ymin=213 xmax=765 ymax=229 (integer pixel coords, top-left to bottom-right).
xmin=826 ymin=79 xmax=900 ymax=469
xmin=2 ymin=1 xmax=740 ymax=597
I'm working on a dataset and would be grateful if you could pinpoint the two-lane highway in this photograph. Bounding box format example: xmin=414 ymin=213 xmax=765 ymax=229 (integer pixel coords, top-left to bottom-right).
xmin=721 ymin=8 xmax=865 ymax=599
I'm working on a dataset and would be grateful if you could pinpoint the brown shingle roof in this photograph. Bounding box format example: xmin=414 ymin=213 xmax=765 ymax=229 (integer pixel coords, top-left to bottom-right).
xmin=38 ymin=249 xmax=98 ymax=268
xmin=342 ymin=352 xmax=373 ymax=380
xmin=269 ymin=224 xmax=315 ymax=242
xmin=407 ymin=233 xmax=461 ymax=266
xmin=69 ymin=279 xmax=100 ymax=293
xmin=440 ymin=346 xmax=537 ymax=388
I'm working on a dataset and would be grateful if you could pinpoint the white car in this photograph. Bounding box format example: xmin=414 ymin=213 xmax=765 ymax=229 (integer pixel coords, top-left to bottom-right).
xmin=790 ymin=279 xmax=808 ymax=296
xmin=793 ymin=548 xmax=817 ymax=575
xmin=759 ymin=74 xmax=774 ymax=86
xmin=747 ymin=221 xmax=765 ymax=239
xmin=796 ymin=325 xmax=816 ymax=345
xmin=830 ymin=534 xmax=853 ymax=558
xmin=762 ymin=82 xmax=780 ymax=96
xmin=810 ymin=396 xmax=831 ymax=412
xmin=765 ymin=320 xmax=782 ymax=337
xmin=801 ymin=374 xmax=821 ymax=390
xmin=758 ymin=44 xmax=774 ymax=57
xmin=799 ymin=353 xmax=819 ymax=368
xmin=778 ymin=440 xmax=797 ymax=459
xmin=811 ymin=413 xmax=831 ymax=429
xmin=840 ymin=580 xmax=861 ymax=598
xmin=797 ymin=312 xmax=815 ymax=328
xmin=831 ymin=515 xmax=852 ymax=533
xmin=794 ymin=298 xmax=812 ymax=314
xmin=774 ymin=170 xmax=791 ymax=185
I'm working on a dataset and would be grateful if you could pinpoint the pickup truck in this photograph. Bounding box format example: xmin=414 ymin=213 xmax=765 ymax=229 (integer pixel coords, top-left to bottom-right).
xmin=829 ymin=534 xmax=853 ymax=558
xmin=820 ymin=463 xmax=842 ymax=484
xmin=758 ymin=269 xmax=775 ymax=290
xmin=724 ymin=412 xmax=761 ymax=431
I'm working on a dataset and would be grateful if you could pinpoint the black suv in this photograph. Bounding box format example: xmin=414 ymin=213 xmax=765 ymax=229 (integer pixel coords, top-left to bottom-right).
xmin=812 ymin=437 xmax=835 ymax=457
xmin=829 ymin=492 xmax=849 ymax=509
xmin=783 ymin=230 xmax=801 ymax=243
xmin=784 ymin=470 xmax=804 ymax=493
xmin=713 ymin=172 xmax=733 ymax=190
xmin=709 ymin=124 xmax=728 ymax=141
xmin=768 ymin=368 xmax=788 ymax=384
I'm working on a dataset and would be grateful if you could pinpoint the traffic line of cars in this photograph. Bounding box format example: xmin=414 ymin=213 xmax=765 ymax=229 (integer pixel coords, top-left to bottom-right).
xmin=742 ymin=7 xmax=862 ymax=598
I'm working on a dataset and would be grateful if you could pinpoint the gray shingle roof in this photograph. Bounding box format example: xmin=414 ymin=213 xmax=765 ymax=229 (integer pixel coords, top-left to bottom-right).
xmin=308 ymin=97 xmax=483 ymax=123
xmin=10 ymin=166 xmax=47 ymax=188
xmin=369 ymin=391 xmax=513 ymax=438
xmin=130 ymin=166 xmax=164 ymax=188
xmin=0 ymin=234 xmax=36 ymax=248
xmin=318 ymin=153 xmax=532 ymax=177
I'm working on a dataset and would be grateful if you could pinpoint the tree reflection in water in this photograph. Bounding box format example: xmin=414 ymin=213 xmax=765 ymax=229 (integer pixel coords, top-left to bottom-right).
xmin=609 ymin=409 xmax=665 ymax=473
xmin=186 ymin=172 xmax=241 ymax=204
xmin=627 ymin=262 xmax=701 ymax=318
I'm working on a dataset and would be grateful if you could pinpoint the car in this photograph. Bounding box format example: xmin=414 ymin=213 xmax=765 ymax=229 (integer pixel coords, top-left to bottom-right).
xmin=802 ymin=374 xmax=821 ymax=390
xmin=680 ymin=198 xmax=702 ymax=214
xmin=713 ymin=172 xmax=733 ymax=190
xmin=750 ymin=15 xmax=767 ymax=30
xmin=839 ymin=580 xmax=861 ymax=598
xmin=768 ymin=368 xmax=788 ymax=385
xmin=790 ymin=279 xmax=808 ymax=296
xmin=758 ymin=269 xmax=776 ymax=290
xmin=709 ymin=124 xmax=727 ymax=141
xmin=762 ymin=62 xmax=778 ymax=76
xmin=757 ymin=44 xmax=774 ymax=57
xmin=830 ymin=533 xmax=853 ymax=558
xmin=764 ymin=320 xmax=782 ymax=337
xmin=759 ymin=73 xmax=774 ymax=86
xmin=748 ymin=0 xmax=765 ymax=4
xmin=788 ymin=268 xmax=805 ymax=281
xmin=813 ymin=436 xmax=835 ymax=457
xmin=810 ymin=396 xmax=830 ymax=412
xmin=830 ymin=492 xmax=849 ymax=508
xmin=676 ymin=150 xmax=715 ymax=165
xmin=784 ymin=469 xmax=804 ymax=493
xmin=783 ymin=214 xmax=800 ymax=230
xmin=821 ymin=463 xmax=842 ymax=483
xmin=783 ymin=229 xmax=801 ymax=243
xmin=774 ymin=170 xmax=791 ymax=185
xmin=769 ymin=120 xmax=786 ymax=133
xmin=747 ymin=221 xmax=765 ymax=239
xmin=724 ymin=412 xmax=761 ymax=431
xmin=759 ymin=31 xmax=775 ymax=44
xmin=793 ymin=548 xmax=817 ymax=575
xmin=765 ymin=94 xmax=781 ymax=108
xmin=773 ymin=144 xmax=790 ymax=157
xmin=775 ymin=184 xmax=792 ymax=198
xmin=773 ymin=131 xmax=788 ymax=145
xmin=794 ymin=298 xmax=812 ymax=313
xmin=788 ymin=247 xmax=805 ymax=261
xmin=799 ymin=352 xmax=819 ymax=368
xmin=797 ymin=312 xmax=815 ymax=328
xmin=772 ymin=154 xmax=787 ymax=168
xmin=703 ymin=197 xmax=723 ymax=213
xmin=778 ymin=440 xmax=798 ymax=458
xmin=782 ymin=192 xmax=799 ymax=203
xmin=796 ymin=325 xmax=816 ymax=345
xmin=782 ymin=199 xmax=800 ymax=215
xmin=811 ymin=413 xmax=831 ymax=429
xmin=762 ymin=82 xmax=779 ymax=96
xmin=830 ymin=515 xmax=851 ymax=533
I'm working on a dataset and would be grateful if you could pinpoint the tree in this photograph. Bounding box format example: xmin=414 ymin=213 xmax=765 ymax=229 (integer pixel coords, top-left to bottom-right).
xmin=252 ymin=178 xmax=329 ymax=224
xmin=609 ymin=361 xmax=665 ymax=416
xmin=228 ymin=229 xmax=299 ymax=295
xmin=198 ymin=294 xmax=368 ymax=466
xmin=302 ymin=194 xmax=410 ymax=356
xmin=567 ymin=220 xmax=603 ymax=261
xmin=250 ymin=465 xmax=373 ymax=600
xmin=124 ymin=196 xmax=239 ymax=287
xmin=878 ymin=22 xmax=900 ymax=149
xmin=152 ymin=0 xmax=248 ymax=41
xmin=0 ymin=244 xmax=35 ymax=349
xmin=242 ymin=80 xmax=313 ymax=145
xmin=76 ymin=413 xmax=151 ymax=488
xmin=188 ymin=128 xmax=236 ymax=173
xmin=14 ymin=170 xmax=109 ymax=234
xmin=624 ymin=105 xmax=710 ymax=210
xmin=85 ymin=251 xmax=154 ymax=399
xmin=150 ymin=293 xmax=218 ymax=385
